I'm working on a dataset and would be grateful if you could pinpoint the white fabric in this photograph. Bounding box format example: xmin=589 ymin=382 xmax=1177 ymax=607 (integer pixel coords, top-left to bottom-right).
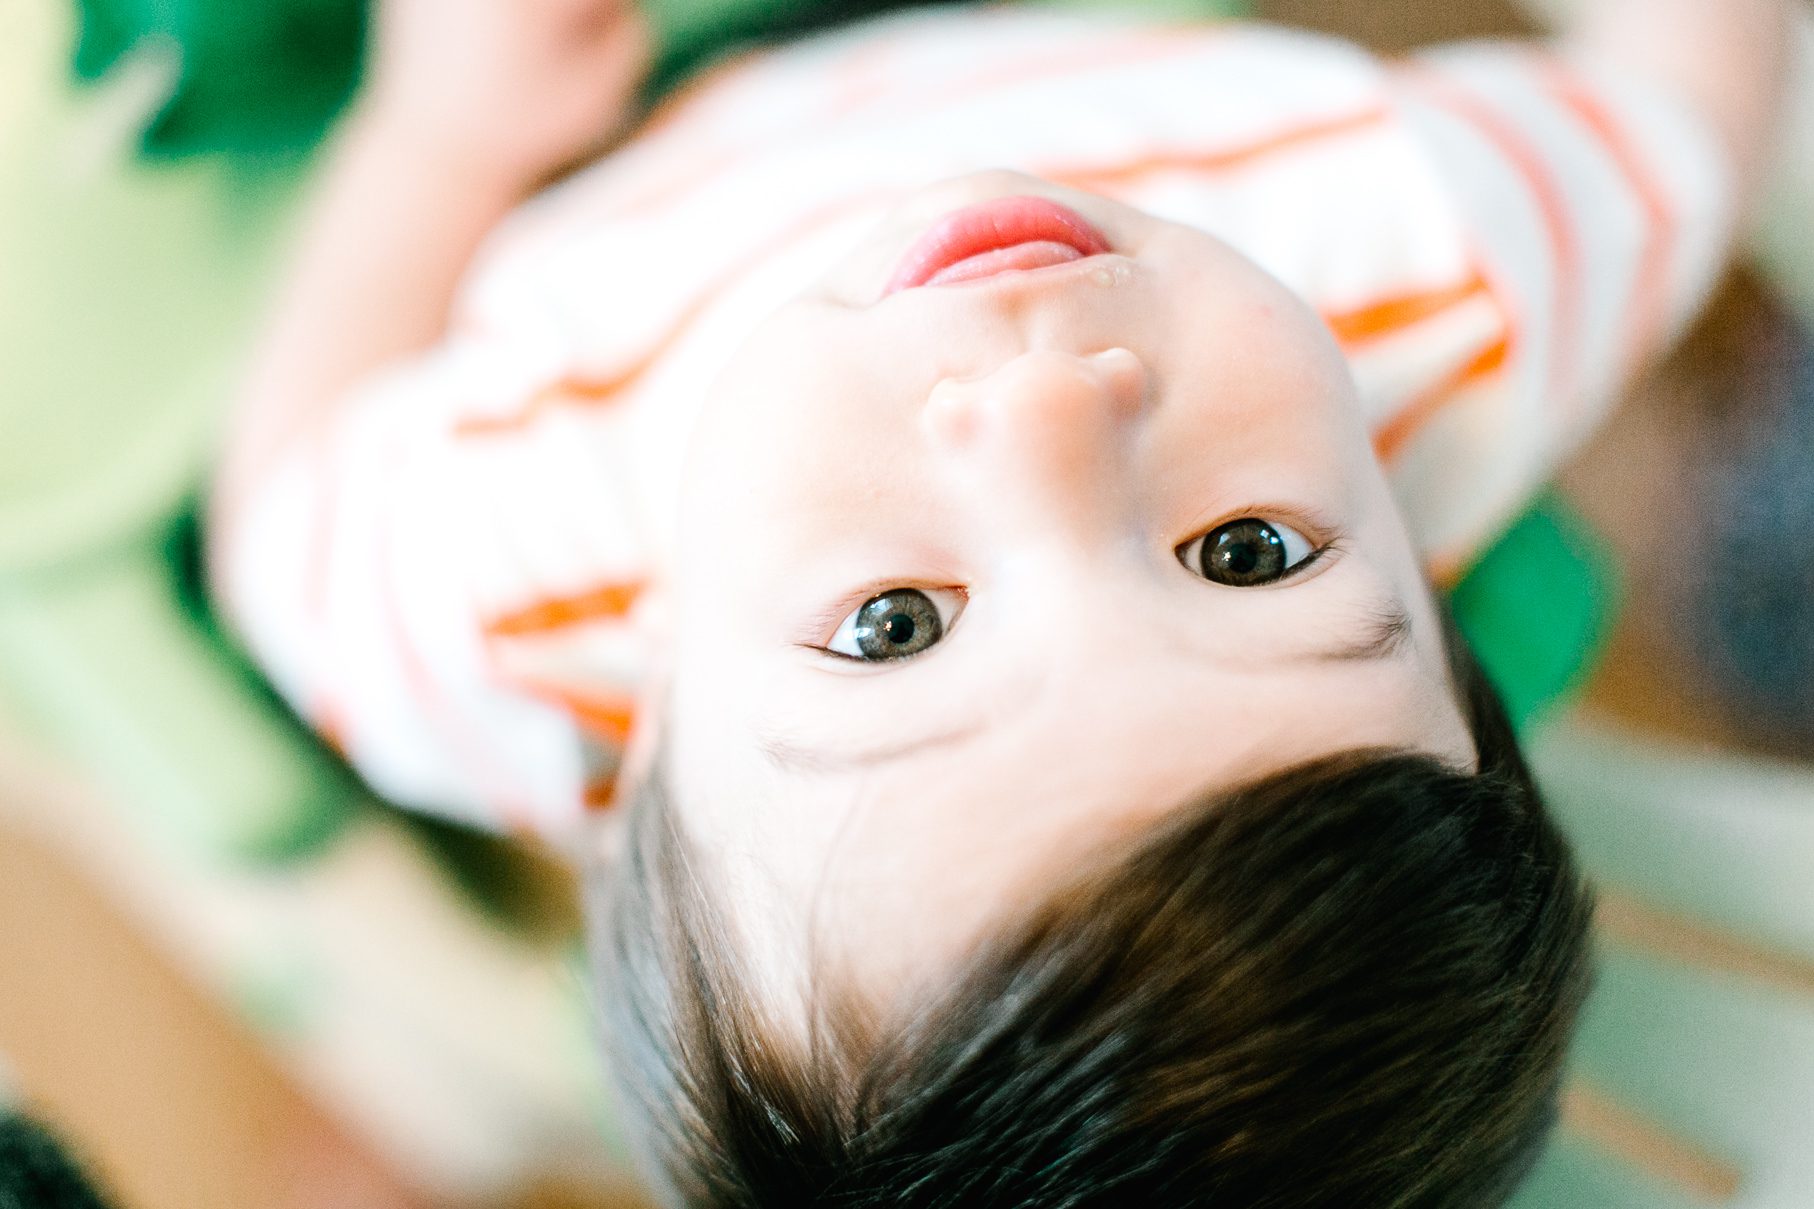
xmin=217 ymin=9 xmax=1732 ymax=835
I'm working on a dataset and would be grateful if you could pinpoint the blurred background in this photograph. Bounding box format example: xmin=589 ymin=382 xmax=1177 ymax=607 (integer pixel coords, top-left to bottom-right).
xmin=1 ymin=0 xmax=1811 ymax=1205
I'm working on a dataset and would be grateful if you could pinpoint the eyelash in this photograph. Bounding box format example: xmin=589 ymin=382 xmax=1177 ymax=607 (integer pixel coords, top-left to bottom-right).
xmin=803 ymin=509 xmax=1343 ymax=659
xmin=1274 ymin=539 xmax=1336 ymax=582
xmin=1176 ymin=507 xmax=1341 ymax=577
xmin=798 ymin=582 xmax=967 ymax=657
xmin=1175 ymin=531 xmax=1340 ymax=585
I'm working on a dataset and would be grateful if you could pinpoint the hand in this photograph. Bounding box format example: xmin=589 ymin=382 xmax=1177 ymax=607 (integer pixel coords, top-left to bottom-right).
xmin=364 ymin=0 xmax=653 ymax=187
xmin=219 ymin=0 xmax=652 ymax=527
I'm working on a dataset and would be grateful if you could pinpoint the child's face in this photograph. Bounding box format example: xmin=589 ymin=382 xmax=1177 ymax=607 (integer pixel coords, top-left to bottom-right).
xmin=656 ymin=171 xmax=1475 ymax=1003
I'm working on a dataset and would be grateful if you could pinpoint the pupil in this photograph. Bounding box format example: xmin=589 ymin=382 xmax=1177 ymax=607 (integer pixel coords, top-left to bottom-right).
xmin=851 ymin=589 xmax=945 ymax=660
xmin=1200 ymin=519 xmax=1286 ymax=585
xmin=1222 ymin=543 xmax=1259 ymax=574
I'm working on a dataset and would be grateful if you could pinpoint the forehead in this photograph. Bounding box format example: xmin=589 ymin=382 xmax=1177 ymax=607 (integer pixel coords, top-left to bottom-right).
xmin=658 ymin=176 xmax=1471 ymax=997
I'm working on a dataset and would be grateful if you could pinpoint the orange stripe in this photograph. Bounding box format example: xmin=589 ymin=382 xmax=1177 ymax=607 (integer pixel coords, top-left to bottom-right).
xmin=1414 ymin=268 xmax=1520 ymax=589
xmin=570 ymin=696 xmax=636 ymax=746
xmin=925 ymin=25 xmax=1228 ymax=114
xmin=454 ymin=189 xmax=897 ymax=438
xmin=1405 ymin=68 xmax=1581 ymax=403
xmin=484 ymin=579 xmax=646 ymax=638
xmin=454 ymin=363 xmax=646 ymax=437
xmin=515 ymin=683 xmax=638 ymax=747
xmin=1323 ymin=271 xmax=1489 ymax=346
xmin=1425 ymin=547 xmax=1469 ymax=591
xmin=582 ymin=775 xmax=621 ymax=813
xmin=1052 ymin=105 xmax=1390 ymax=189
xmin=453 ymin=341 xmax=669 ymax=438
xmin=613 ymin=27 xmax=1223 ymax=221
xmin=1373 ymin=331 xmax=1512 ymax=462
xmin=461 ymin=107 xmax=1383 ymax=442
xmin=1537 ymin=61 xmax=1676 ymax=371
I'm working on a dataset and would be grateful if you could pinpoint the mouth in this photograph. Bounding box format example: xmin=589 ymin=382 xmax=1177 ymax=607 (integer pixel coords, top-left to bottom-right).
xmin=882 ymin=196 xmax=1113 ymax=296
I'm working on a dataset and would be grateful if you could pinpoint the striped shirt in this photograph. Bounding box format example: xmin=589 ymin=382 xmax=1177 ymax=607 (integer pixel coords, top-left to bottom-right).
xmin=218 ymin=8 xmax=1732 ymax=836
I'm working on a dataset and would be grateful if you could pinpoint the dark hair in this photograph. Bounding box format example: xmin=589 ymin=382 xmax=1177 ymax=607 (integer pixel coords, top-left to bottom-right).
xmin=589 ymin=622 xmax=1593 ymax=1207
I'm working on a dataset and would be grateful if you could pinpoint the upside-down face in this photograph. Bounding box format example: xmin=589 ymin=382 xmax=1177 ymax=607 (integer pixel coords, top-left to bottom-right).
xmin=652 ymin=169 xmax=1473 ymax=1010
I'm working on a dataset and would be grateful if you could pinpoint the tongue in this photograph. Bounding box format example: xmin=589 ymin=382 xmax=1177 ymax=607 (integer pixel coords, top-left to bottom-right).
xmin=923 ymin=240 xmax=1085 ymax=286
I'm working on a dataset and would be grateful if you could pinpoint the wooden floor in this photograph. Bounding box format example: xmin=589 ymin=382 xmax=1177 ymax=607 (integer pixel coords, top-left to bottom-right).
xmin=0 ymin=739 xmax=649 ymax=1209
xmin=0 ymin=813 xmax=434 ymax=1209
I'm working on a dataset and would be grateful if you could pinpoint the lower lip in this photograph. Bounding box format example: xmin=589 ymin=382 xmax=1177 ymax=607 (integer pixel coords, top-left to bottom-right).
xmin=882 ymin=196 xmax=1113 ymax=296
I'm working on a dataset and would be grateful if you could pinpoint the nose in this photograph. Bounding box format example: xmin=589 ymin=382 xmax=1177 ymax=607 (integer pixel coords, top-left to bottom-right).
xmin=922 ymin=347 xmax=1148 ymax=540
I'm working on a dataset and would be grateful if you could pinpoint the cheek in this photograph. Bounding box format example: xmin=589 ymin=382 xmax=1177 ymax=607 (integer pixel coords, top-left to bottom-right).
xmin=679 ymin=317 xmax=882 ymax=524
xmin=675 ymin=402 xmax=821 ymax=581
xmin=662 ymin=676 xmax=846 ymax=944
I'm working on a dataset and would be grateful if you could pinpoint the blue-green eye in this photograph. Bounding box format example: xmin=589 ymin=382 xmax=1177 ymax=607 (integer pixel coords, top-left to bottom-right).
xmin=826 ymin=589 xmax=959 ymax=661
xmin=1177 ymin=518 xmax=1315 ymax=587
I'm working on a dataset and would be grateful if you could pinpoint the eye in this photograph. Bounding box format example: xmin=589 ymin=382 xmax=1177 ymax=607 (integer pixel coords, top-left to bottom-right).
xmin=825 ymin=588 xmax=959 ymax=661
xmin=1177 ymin=517 xmax=1317 ymax=587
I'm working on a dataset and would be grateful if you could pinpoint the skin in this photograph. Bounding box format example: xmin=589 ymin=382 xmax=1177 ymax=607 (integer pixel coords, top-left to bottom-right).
xmin=211 ymin=0 xmax=1791 ymax=1016
xmin=655 ymin=170 xmax=1475 ymax=1006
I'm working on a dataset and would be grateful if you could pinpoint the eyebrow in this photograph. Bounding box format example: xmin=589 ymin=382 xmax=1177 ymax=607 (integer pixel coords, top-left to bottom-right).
xmin=1307 ymin=597 xmax=1415 ymax=664
xmin=766 ymin=597 xmax=1415 ymax=773
xmin=760 ymin=721 xmax=984 ymax=774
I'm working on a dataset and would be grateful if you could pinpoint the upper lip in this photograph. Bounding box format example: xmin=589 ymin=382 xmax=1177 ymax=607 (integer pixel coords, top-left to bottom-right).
xmin=882 ymin=196 xmax=1114 ymax=296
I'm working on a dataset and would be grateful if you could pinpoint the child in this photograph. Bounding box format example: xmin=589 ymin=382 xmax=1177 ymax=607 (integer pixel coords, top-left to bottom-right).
xmin=210 ymin=0 xmax=1790 ymax=1201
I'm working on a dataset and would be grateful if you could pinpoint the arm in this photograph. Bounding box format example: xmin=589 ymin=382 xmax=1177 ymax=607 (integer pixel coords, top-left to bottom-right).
xmin=1539 ymin=0 xmax=1794 ymax=212
xmin=1354 ymin=0 xmax=1795 ymax=572
xmin=213 ymin=0 xmax=650 ymax=530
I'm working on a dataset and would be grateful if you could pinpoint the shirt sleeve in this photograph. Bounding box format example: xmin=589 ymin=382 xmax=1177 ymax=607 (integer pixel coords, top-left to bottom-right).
xmin=213 ymin=315 xmax=652 ymax=839
xmin=1374 ymin=42 xmax=1734 ymax=578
